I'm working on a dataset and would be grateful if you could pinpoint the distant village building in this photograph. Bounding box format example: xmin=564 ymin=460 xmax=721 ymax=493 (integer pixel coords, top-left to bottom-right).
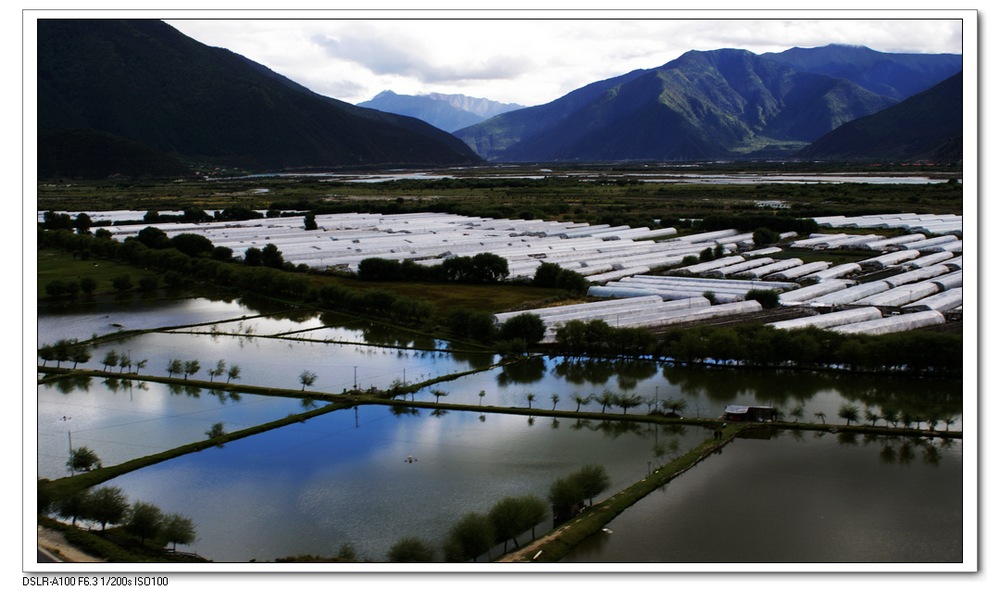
xmin=722 ymin=405 xmax=778 ymax=422
xmin=754 ymin=200 xmax=791 ymax=209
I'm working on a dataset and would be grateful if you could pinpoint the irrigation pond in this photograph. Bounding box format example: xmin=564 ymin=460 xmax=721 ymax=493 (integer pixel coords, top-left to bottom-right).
xmin=34 ymin=294 xmax=966 ymax=565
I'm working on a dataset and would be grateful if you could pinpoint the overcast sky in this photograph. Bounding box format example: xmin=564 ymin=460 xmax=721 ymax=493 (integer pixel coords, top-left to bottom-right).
xmin=163 ymin=12 xmax=966 ymax=108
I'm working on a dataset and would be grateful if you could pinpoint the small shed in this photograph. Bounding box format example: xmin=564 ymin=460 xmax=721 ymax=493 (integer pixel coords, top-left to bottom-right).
xmin=723 ymin=405 xmax=777 ymax=422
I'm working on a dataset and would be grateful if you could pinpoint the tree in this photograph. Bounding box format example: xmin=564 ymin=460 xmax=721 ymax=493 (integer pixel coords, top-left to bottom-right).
xmin=101 ymin=349 xmax=118 ymax=371
xmin=498 ymin=313 xmax=546 ymax=347
xmin=813 ymin=412 xmax=827 ymax=424
xmin=161 ymin=513 xmax=197 ymax=552
xmin=208 ymin=359 xmax=226 ymax=382
xmin=838 ymin=403 xmax=860 ymax=426
xmin=67 ymin=446 xmax=101 ymax=473
xmin=478 ymin=390 xmax=486 ymax=406
xmin=205 ymin=422 xmax=226 ymax=440
xmin=443 ymin=512 xmax=494 ymax=562
xmin=170 ymin=233 xmax=215 ymax=258
xmin=388 ymin=537 xmax=436 ymax=562
xmin=431 ymin=389 xmax=448 ymax=403
xmin=261 ymin=243 xmax=284 ymax=269
xmin=303 ymin=212 xmax=318 ymax=231
xmin=572 ymin=392 xmax=591 ymax=412
xmin=596 ymin=390 xmax=616 ymax=414
xmin=617 ymin=394 xmax=642 ymax=415
xmin=166 ymin=359 xmax=183 ymax=378
xmin=548 ymin=476 xmax=584 ymax=523
xmin=753 ymin=227 xmax=780 ymax=246
xmin=299 ymin=370 xmax=317 ymax=390
xmin=550 ymin=393 xmax=560 ymax=410
xmin=183 ymin=360 xmax=201 ymax=380
xmin=243 ymin=246 xmax=263 ymax=266
xmin=526 ymin=393 xmax=536 ymax=409
xmin=227 ymin=364 xmax=242 ymax=383
xmin=125 ymin=501 xmax=163 ymax=544
xmin=79 ymin=277 xmax=98 ymax=295
xmin=85 ymin=486 xmax=129 ymax=531
xmin=55 ymin=490 xmax=91 ymax=525
xmin=111 ymin=274 xmax=132 ymax=291
xmin=790 ymin=404 xmax=805 ymax=423
xmin=572 ymin=464 xmax=610 ymax=506
xmin=488 ymin=495 xmax=548 ymax=552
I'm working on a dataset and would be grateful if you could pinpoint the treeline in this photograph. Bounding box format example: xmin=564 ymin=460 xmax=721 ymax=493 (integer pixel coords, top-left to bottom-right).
xmin=532 ymin=317 xmax=959 ymax=376
xmin=37 ymin=228 xmax=437 ymax=326
xmin=357 ymin=253 xmax=510 ymax=283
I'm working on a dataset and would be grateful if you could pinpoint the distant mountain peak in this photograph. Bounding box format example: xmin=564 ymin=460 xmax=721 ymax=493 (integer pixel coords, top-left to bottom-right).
xmin=357 ymin=91 xmax=524 ymax=133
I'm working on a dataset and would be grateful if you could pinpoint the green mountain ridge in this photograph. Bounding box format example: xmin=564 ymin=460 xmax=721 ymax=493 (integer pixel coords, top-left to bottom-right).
xmin=455 ymin=46 xmax=960 ymax=163
xmin=797 ymin=72 xmax=963 ymax=163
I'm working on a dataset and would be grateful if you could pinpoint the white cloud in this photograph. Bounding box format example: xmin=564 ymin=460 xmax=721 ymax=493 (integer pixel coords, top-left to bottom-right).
xmin=164 ymin=14 xmax=966 ymax=107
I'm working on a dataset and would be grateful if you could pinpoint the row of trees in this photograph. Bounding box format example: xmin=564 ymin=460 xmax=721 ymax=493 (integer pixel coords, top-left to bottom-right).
xmin=531 ymin=317 xmax=961 ymax=375
xmin=357 ymin=252 xmax=510 ymax=284
xmin=383 ymin=465 xmax=611 ymax=562
xmin=48 ymin=485 xmax=196 ymax=551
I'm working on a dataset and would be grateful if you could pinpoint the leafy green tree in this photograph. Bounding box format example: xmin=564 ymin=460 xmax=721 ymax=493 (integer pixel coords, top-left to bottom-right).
xmin=525 ymin=393 xmax=536 ymax=409
xmin=125 ymin=501 xmax=163 ymax=544
xmin=548 ymin=475 xmax=584 ymax=523
xmin=303 ymin=212 xmax=318 ymax=231
xmin=387 ymin=537 xmax=436 ymax=562
xmin=753 ymin=227 xmax=780 ymax=246
xmin=161 ymin=513 xmax=197 ymax=551
xmin=117 ymin=352 xmax=132 ymax=374
xmin=745 ymin=289 xmax=780 ymax=309
xmin=431 ymin=389 xmax=448 ymax=403
xmin=571 ymin=392 xmax=591 ymax=412
xmin=488 ymin=495 xmax=548 ymax=552
xmin=205 ymin=422 xmax=226 ymax=440
xmin=299 ymin=370 xmax=317 ymax=390
xmin=550 ymin=394 xmax=560 ymax=410
xmin=596 ymin=390 xmax=616 ymax=414
xmin=443 ymin=512 xmax=494 ymax=562
xmin=138 ymin=276 xmax=159 ymax=291
xmin=226 ymin=364 xmax=242 ymax=383
xmin=79 ymin=277 xmax=98 ymax=295
xmin=67 ymin=446 xmax=101 ymax=473
xmin=616 ymin=394 xmax=642 ymax=415
xmin=55 ymin=490 xmax=91 ymax=525
xmin=789 ymin=404 xmax=805 ymax=423
xmin=208 ymin=359 xmax=226 ymax=382
xmin=813 ymin=412 xmax=827 ymax=424
xmin=183 ymin=360 xmax=200 ymax=380
xmin=498 ymin=313 xmax=546 ymax=347
xmin=243 ymin=247 xmax=263 ymax=266
xmin=170 ymin=233 xmax=215 ymax=257
xmin=838 ymin=403 xmax=860 ymax=426
xmin=136 ymin=226 xmax=170 ymax=249
xmin=84 ymin=486 xmax=129 ymax=531
xmin=572 ymin=464 xmax=610 ymax=506
xmin=166 ymin=359 xmax=183 ymax=378
xmin=261 ymin=243 xmax=284 ymax=269
xmin=111 ymin=274 xmax=132 ymax=291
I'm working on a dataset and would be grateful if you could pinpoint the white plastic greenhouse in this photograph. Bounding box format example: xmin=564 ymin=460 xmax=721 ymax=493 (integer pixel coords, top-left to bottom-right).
xmin=769 ymin=307 xmax=883 ymax=330
xmin=830 ymin=310 xmax=946 ymax=335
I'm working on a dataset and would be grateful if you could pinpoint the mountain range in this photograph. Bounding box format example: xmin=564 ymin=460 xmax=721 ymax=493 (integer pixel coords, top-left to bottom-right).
xmin=357 ymin=91 xmax=523 ymax=132
xmin=35 ymin=20 xmax=963 ymax=179
xmin=798 ymin=71 xmax=962 ymax=162
xmin=454 ymin=45 xmax=962 ymax=163
xmin=36 ymin=19 xmax=482 ymax=179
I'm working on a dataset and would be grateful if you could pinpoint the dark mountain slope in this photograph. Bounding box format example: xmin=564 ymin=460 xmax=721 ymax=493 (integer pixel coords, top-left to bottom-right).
xmin=763 ymin=44 xmax=962 ymax=100
xmin=798 ymin=71 xmax=963 ymax=162
xmin=456 ymin=48 xmax=897 ymax=162
xmin=36 ymin=19 xmax=481 ymax=176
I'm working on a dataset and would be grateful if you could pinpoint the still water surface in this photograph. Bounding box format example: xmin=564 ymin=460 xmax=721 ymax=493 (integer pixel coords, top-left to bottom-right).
xmin=35 ymin=296 xmax=965 ymax=564
xmin=563 ymin=429 xmax=963 ymax=563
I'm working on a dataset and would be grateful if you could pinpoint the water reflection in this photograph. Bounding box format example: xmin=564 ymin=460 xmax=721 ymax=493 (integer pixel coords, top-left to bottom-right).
xmin=561 ymin=429 xmax=962 ymax=564
xmin=95 ymin=407 xmax=710 ymax=562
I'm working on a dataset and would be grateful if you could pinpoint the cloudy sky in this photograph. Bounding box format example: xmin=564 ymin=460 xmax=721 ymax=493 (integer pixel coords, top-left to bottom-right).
xmin=162 ymin=11 xmax=967 ymax=108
